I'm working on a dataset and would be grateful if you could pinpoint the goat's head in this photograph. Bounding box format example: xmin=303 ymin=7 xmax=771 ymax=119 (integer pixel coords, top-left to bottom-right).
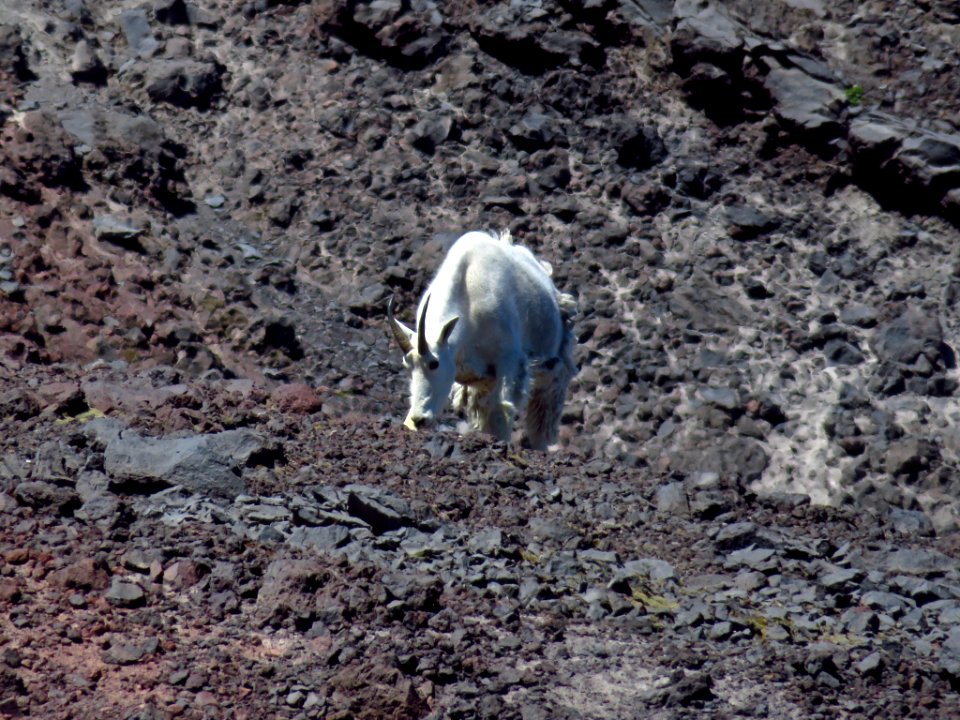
xmin=387 ymin=295 xmax=459 ymax=431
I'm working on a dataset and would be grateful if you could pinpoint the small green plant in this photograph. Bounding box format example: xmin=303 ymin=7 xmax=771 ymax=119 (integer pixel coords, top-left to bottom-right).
xmin=845 ymin=85 xmax=865 ymax=106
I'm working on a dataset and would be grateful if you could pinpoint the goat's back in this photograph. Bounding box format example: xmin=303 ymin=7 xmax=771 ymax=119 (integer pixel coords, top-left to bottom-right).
xmin=427 ymin=232 xmax=562 ymax=358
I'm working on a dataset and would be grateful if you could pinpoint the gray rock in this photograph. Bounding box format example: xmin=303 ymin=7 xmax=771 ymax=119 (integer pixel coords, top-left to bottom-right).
xmin=539 ymin=30 xmax=603 ymax=69
xmin=855 ymin=651 xmax=883 ymax=676
xmin=146 ymin=59 xmax=223 ymax=109
xmin=884 ymin=438 xmax=939 ymax=481
xmin=381 ymin=572 xmax=441 ymax=610
xmin=901 ymin=607 xmax=926 ymax=630
xmin=940 ymin=604 xmax=960 ymax=624
xmin=347 ymin=0 xmax=446 ymax=70
xmin=888 ymin=575 xmax=938 ymax=603
xmin=762 ymin=59 xmax=845 ymax=137
xmin=840 ymin=303 xmax=880 ymax=328
xmin=13 ymin=481 xmax=79 ymax=516
xmin=734 ymin=570 xmax=767 ymax=591
xmin=725 ymin=204 xmax=778 ymax=240
xmin=818 ymin=566 xmax=862 ymax=591
xmin=672 ymin=0 xmax=744 ymax=67
xmin=900 ymin=130 xmax=960 ymax=173
xmin=345 ymin=484 xmax=416 ymax=534
xmin=579 ymin=549 xmax=619 ymax=564
xmin=93 ymin=215 xmax=143 ymax=247
xmin=669 ymin=273 xmax=753 ymax=333
xmin=0 ymin=25 xmax=32 ymax=80
xmin=873 ymin=308 xmax=945 ymax=368
xmin=726 ymin=547 xmax=777 ymax=571
xmin=824 ymin=339 xmax=865 ymax=366
xmin=765 ymin=622 xmax=790 ymax=642
xmin=508 ymin=111 xmax=561 ymax=152
xmin=242 ymin=503 xmax=292 ymax=524
xmin=620 ymin=558 xmax=677 ymax=582
xmin=714 ymin=522 xmax=765 ymax=551
xmin=288 ymin=525 xmax=352 ymax=552
xmin=845 ymin=113 xmax=960 ymax=221
xmin=860 ymin=591 xmax=914 ymax=617
xmin=154 ymin=0 xmax=191 ymax=25
xmin=104 ymin=578 xmax=146 ymax=608
xmin=73 ymin=493 xmax=120 ymax=528
xmin=939 ymin=627 xmax=960 ymax=677
xmin=887 ymin=508 xmax=935 ymax=536
xmin=608 ymin=119 xmax=667 ymax=170
xmin=467 ymin=527 xmax=503 ymax=555
xmin=98 ymin=421 xmax=266 ymax=499
xmin=708 ymin=620 xmax=733 ymax=640
xmin=882 ymin=548 xmax=957 ymax=577
xmin=408 ymin=115 xmax=452 ymax=154
xmin=841 ymin=607 xmax=879 ymax=634
xmin=656 ymin=481 xmax=690 ymax=516
xmin=528 ymin=517 xmax=580 ymax=544
xmin=102 ymin=637 xmax=158 ymax=665
xmin=118 ymin=9 xmax=157 ymax=55
xmin=675 ymin=600 xmax=709 ymax=627
xmin=699 ymin=386 xmax=740 ymax=410
xmin=848 ymin=116 xmax=905 ymax=158
xmin=70 ymin=40 xmax=106 ymax=84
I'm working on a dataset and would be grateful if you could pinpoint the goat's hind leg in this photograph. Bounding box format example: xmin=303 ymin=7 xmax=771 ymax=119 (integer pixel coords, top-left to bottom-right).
xmin=525 ymin=360 xmax=572 ymax=451
xmin=499 ymin=357 xmax=530 ymax=427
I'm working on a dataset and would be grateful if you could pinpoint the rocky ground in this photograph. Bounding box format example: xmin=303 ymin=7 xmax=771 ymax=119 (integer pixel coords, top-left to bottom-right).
xmin=2 ymin=0 xmax=960 ymax=717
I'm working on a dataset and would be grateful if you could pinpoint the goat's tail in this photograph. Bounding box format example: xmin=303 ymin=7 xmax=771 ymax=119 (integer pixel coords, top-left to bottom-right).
xmin=557 ymin=291 xmax=577 ymax=323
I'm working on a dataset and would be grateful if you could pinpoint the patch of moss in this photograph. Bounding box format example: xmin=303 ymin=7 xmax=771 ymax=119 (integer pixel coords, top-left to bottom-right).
xmin=55 ymin=407 xmax=106 ymax=425
xmin=631 ymin=588 xmax=679 ymax=613
xmin=845 ymin=85 xmax=865 ymax=106
xmin=520 ymin=548 xmax=540 ymax=564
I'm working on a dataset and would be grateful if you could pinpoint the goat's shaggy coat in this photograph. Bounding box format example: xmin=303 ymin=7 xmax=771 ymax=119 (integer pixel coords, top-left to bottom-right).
xmin=387 ymin=230 xmax=576 ymax=450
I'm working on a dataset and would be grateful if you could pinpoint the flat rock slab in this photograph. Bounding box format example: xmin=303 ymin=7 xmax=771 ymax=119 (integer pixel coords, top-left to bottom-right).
xmin=763 ymin=62 xmax=845 ymax=136
xmin=91 ymin=419 xmax=264 ymax=499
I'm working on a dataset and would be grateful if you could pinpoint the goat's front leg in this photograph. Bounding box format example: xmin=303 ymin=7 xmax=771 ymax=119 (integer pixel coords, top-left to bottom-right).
xmin=475 ymin=384 xmax=512 ymax=443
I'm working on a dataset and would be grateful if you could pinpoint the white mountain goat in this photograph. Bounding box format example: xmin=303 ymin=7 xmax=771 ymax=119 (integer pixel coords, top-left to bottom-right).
xmin=387 ymin=230 xmax=576 ymax=450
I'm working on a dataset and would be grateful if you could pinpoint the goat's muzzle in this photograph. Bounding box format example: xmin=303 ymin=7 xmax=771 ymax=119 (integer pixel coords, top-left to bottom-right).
xmin=403 ymin=412 xmax=433 ymax=431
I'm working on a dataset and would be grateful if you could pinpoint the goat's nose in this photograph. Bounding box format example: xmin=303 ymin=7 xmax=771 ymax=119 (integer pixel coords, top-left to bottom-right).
xmin=404 ymin=413 xmax=432 ymax=431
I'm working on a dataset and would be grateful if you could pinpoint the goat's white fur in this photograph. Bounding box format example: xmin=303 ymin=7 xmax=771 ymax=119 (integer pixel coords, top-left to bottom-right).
xmin=387 ymin=230 xmax=576 ymax=450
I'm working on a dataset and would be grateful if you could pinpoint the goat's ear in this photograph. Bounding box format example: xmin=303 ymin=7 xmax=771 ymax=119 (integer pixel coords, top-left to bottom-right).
xmin=439 ymin=316 xmax=459 ymax=346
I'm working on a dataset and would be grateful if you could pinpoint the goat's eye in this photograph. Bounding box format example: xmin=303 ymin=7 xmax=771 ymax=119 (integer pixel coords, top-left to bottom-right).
xmin=428 ymin=359 xmax=439 ymax=371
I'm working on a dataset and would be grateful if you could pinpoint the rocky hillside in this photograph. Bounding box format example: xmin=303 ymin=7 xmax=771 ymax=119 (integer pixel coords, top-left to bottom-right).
xmin=2 ymin=0 xmax=960 ymax=718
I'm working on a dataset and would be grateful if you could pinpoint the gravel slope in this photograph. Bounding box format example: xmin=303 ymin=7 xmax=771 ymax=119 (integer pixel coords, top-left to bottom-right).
xmin=2 ymin=1 xmax=960 ymax=718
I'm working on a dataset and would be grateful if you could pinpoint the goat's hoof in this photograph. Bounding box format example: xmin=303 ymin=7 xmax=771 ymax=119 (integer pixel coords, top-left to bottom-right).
xmin=403 ymin=417 xmax=418 ymax=431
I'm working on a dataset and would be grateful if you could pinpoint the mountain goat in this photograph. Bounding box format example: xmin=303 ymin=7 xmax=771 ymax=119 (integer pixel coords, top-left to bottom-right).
xmin=387 ymin=230 xmax=576 ymax=450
